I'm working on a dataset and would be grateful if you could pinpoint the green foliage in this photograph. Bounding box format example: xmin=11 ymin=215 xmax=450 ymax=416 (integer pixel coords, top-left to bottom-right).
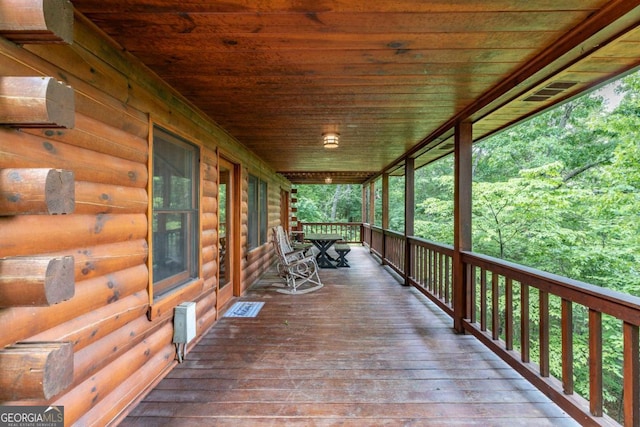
xmin=296 ymin=184 xmax=362 ymax=222
xmin=415 ymin=157 xmax=454 ymax=244
xmin=438 ymin=72 xmax=640 ymax=421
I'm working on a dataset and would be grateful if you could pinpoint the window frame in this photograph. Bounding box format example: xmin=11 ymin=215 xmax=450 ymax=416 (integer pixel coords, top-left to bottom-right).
xmin=247 ymin=174 xmax=268 ymax=250
xmin=151 ymin=126 xmax=200 ymax=298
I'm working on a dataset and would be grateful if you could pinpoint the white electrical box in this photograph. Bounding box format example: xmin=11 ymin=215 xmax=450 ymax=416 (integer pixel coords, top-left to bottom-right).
xmin=173 ymin=302 xmax=196 ymax=344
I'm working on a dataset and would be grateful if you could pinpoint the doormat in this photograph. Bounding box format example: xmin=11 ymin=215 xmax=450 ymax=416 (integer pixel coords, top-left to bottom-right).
xmin=223 ymin=301 xmax=265 ymax=318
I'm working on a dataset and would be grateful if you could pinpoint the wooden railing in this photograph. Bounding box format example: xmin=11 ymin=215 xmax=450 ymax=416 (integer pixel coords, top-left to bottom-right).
xmin=409 ymin=237 xmax=454 ymax=317
xmin=361 ymin=223 xmax=639 ymax=426
xmin=298 ymin=222 xmax=363 ymax=243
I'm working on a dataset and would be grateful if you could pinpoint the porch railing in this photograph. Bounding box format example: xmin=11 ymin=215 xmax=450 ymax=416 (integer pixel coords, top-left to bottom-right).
xmin=361 ymin=223 xmax=639 ymax=427
xmin=298 ymin=222 xmax=363 ymax=243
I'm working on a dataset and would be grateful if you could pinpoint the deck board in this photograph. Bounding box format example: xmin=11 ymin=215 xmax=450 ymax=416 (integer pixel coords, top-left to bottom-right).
xmin=121 ymin=246 xmax=578 ymax=426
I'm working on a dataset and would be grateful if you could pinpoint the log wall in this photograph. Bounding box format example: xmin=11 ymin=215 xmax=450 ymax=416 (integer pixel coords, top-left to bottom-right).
xmin=0 ymin=7 xmax=289 ymax=426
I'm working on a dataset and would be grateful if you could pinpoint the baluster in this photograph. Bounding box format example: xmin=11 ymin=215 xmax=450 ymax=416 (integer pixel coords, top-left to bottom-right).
xmin=539 ymin=291 xmax=550 ymax=377
xmin=469 ymin=265 xmax=477 ymax=323
xmin=492 ymin=272 xmax=500 ymax=340
xmin=462 ymin=263 xmax=471 ymax=320
xmin=423 ymin=247 xmax=429 ymax=290
xmin=589 ymin=309 xmax=603 ymax=416
xmin=422 ymin=246 xmax=427 ymax=289
xmin=521 ymin=284 xmax=530 ymax=363
xmin=444 ymin=256 xmax=451 ymax=305
xmin=561 ymin=299 xmax=574 ymax=394
xmin=480 ymin=268 xmax=487 ymax=331
xmin=429 ymin=249 xmax=436 ymax=295
xmin=438 ymin=252 xmax=443 ymax=300
xmin=415 ymin=244 xmax=420 ymax=283
xmin=505 ymin=277 xmax=513 ymax=350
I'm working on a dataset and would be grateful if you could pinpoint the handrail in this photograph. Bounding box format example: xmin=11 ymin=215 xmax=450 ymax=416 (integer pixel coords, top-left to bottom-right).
xmin=361 ymin=222 xmax=637 ymax=426
xmin=462 ymin=251 xmax=640 ymax=324
xmin=298 ymin=222 xmax=363 ymax=243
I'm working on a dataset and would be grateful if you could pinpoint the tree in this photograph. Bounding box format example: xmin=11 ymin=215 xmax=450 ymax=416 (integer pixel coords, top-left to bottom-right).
xmin=296 ymin=184 xmax=362 ymax=223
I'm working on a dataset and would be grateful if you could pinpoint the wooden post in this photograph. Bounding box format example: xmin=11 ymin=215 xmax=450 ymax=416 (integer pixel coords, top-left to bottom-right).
xmin=404 ymin=157 xmax=415 ymax=286
xmin=0 ymin=0 xmax=74 ymax=44
xmin=361 ymin=184 xmax=367 ymax=225
xmin=368 ymin=181 xmax=375 ymax=226
xmin=0 ymin=256 xmax=74 ymax=306
xmin=381 ymin=173 xmax=389 ymax=230
xmin=0 ymin=342 xmax=73 ymax=400
xmin=453 ymin=120 xmax=472 ymax=333
xmin=381 ymin=173 xmax=389 ymax=264
xmin=623 ymin=322 xmax=639 ymax=426
xmin=0 ymin=76 xmax=75 ymax=128
xmin=0 ymin=168 xmax=75 ymax=215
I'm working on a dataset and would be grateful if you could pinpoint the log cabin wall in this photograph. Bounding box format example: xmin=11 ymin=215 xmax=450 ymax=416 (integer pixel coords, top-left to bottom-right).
xmin=242 ymin=168 xmax=286 ymax=290
xmin=0 ymin=6 xmax=289 ymax=426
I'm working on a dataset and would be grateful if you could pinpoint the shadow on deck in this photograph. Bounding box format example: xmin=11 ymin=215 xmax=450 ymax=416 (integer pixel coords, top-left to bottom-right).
xmin=122 ymin=246 xmax=578 ymax=426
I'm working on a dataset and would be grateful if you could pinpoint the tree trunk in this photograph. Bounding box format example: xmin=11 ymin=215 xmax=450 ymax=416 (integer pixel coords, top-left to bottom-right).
xmin=330 ymin=185 xmax=341 ymax=220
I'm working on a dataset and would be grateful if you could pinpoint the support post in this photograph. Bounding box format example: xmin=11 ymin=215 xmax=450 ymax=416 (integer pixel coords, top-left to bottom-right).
xmin=381 ymin=173 xmax=389 ymax=230
xmin=368 ymin=181 xmax=375 ymax=227
xmin=361 ymin=184 xmax=367 ymax=224
xmin=0 ymin=0 xmax=74 ymax=44
xmin=381 ymin=173 xmax=389 ymax=263
xmin=623 ymin=322 xmax=639 ymax=426
xmin=0 ymin=77 xmax=75 ymax=128
xmin=453 ymin=121 xmax=472 ymax=333
xmin=404 ymin=157 xmax=415 ymax=286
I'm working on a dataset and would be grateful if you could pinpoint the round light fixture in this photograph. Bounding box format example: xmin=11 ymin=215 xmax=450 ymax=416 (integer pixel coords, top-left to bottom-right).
xmin=323 ymin=132 xmax=339 ymax=149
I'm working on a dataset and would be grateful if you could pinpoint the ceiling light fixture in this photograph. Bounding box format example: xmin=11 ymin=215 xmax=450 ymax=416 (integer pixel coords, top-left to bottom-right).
xmin=324 ymin=177 xmax=333 ymax=184
xmin=323 ymin=132 xmax=339 ymax=149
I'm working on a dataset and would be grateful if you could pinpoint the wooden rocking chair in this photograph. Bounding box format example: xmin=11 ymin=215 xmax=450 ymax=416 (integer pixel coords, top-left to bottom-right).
xmin=271 ymin=226 xmax=323 ymax=294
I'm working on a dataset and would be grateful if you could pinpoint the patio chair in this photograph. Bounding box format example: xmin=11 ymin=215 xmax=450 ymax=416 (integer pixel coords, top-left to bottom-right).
xmin=272 ymin=226 xmax=323 ymax=294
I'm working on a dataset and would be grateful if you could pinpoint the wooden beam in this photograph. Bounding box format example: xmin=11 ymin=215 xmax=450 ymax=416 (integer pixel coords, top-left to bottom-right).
xmin=453 ymin=120 xmax=472 ymax=333
xmin=0 ymin=256 xmax=74 ymax=307
xmin=0 ymin=0 xmax=73 ymax=44
xmin=0 ymin=342 xmax=73 ymax=401
xmin=0 ymin=76 xmax=75 ymax=128
xmin=0 ymin=168 xmax=75 ymax=215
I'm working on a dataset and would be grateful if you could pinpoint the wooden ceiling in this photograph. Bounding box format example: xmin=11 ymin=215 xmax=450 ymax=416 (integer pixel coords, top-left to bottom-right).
xmin=70 ymin=1 xmax=640 ymax=184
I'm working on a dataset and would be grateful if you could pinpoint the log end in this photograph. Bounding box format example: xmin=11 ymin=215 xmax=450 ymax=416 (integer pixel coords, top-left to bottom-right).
xmin=43 ymin=342 xmax=74 ymax=399
xmin=0 ymin=0 xmax=74 ymax=44
xmin=0 ymin=342 xmax=74 ymax=400
xmin=45 ymin=169 xmax=75 ymax=214
xmin=45 ymin=255 xmax=75 ymax=304
xmin=43 ymin=0 xmax=74 ymax=45
xmin=0 ymin=77 xmax=75 ymax=128
xmin=45 ymin=78 xmax=75 ymax=129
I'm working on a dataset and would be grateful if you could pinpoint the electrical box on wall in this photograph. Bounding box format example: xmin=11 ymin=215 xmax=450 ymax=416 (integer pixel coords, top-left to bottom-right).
xmin=173 ymin=302 xmax=196 ymax=344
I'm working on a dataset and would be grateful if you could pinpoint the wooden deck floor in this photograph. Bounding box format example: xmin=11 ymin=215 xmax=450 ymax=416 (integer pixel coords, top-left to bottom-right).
xmin=122 ymin=246 xmax=578 ymax=426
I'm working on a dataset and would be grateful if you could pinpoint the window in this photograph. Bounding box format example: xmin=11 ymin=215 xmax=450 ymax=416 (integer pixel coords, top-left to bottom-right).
xmin=152 ymin=127 xmax=199 ymax=297
xmin=248 ymin=174 xmax=268 ymax=250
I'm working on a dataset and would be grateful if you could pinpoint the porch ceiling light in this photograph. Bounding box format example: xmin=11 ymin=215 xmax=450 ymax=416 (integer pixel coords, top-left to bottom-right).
xmin=324 ymin=177 xmax=333 ymax=184
xmin=323 ymin=132 xmax=339 ymax=149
